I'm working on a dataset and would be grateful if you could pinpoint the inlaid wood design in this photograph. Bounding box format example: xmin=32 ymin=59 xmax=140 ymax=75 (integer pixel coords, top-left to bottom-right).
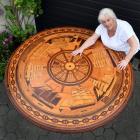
xmin=5 ymin=27 xmax=133 ymax=133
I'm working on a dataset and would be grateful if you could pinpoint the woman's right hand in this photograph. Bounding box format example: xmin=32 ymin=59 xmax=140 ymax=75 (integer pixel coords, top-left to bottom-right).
xmin=71 ymin=33 xmax=99 ymax=56
xmin=71 ymin=48 xmax=84 ymax=56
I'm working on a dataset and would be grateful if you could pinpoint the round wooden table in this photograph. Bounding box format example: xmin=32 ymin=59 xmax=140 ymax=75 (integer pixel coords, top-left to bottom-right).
xmin=5 ymin=27 xmax=133 ymax=133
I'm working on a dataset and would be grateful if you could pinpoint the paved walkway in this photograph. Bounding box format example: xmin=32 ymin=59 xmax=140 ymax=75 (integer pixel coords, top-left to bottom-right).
xmin=0 ymin=70 xmax=140 ymax=140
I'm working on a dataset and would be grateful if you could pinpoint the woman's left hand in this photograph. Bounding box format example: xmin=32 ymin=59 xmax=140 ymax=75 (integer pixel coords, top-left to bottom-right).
xmin=117 ymin=59 xmax=129 ymax=70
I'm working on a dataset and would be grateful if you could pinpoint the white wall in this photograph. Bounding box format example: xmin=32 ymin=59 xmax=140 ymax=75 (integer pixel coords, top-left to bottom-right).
xmin=0 ymin=0 xmax=8 ymax=32
xmin=0 ymin=0 xmax=36 ymax=32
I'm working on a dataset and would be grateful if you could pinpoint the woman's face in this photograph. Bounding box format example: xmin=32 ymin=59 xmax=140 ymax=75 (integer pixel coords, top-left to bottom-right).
xmin=100 ymin=16 xmax=116 ymax=31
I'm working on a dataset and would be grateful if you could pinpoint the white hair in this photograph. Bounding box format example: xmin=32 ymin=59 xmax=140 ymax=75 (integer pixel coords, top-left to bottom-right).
xmin=98 ymin=8 xmax=117 ymax=23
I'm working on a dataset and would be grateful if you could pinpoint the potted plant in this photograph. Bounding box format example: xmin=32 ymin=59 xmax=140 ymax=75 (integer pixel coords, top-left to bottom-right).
xmin=0 ymin=0 xmax=43 ymax=81
xmin=0 ymin=31 xmax=14 ymax=81
xmin=0 ymin=0 xmax=43 ymax=42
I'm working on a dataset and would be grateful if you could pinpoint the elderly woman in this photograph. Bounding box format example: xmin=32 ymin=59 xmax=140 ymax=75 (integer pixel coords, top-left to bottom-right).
xmin=72 ymin=8 xmax=140 ymax=70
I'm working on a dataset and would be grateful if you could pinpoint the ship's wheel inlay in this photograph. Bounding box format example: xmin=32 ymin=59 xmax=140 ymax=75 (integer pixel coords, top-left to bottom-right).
xmin=48 ymin=51 xmax=92 ymax=85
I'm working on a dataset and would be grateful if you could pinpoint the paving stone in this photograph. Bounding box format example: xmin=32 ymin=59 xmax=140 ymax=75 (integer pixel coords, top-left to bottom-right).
xmin=131 ymin=110 xmax=140 ymax=126
xmin=17 ymin=138 xmax=26 ymax=140
xmin=127 ymin=118 xmax=137 ymax=128
xmin=0 ymin=88 xmax=9 ymax=105
xmin=122 ymin=108 xmax=136 ymax=121
xmin=17 ymin=117 xmax=49 ymax=136
xmin=95 ymin=136 xmax=105 ymax=140
xmin=124 ymin=127 xmax=136 ymax=140
xmin=27 ymin=122 xmax=49 ymax=134
xmin=135 ymin=92 xmax=140 ymax=107
xmin=17 ymin=123 xmax=39 ymax=138
xmin=60 ymin=134 xmax=69 ymax=140
xmin=0 ymin=128 xmax=6 ymax=139
xmin=92 ymin=127 xmax=104 ymax=136
xmin=127 ymin=96 xmax=136 ymax=108
xmin=0 ymin=105 xmax=9 ymax=115
xmin=136 ymin=120 xmax=140 ymax=137
xmin=35 ymin=127 xmax=49 ymax=135
xmin=104 ymin=122 xmax=113 ymax=129
xmin=25 ymin=131 xmax=39 ymax=140
xmin=113 ymin=120 xmax=133 ymax=134
xmin=7 ymin=101 xmax=15 ymax=110
xmin=0 ymin=82 xmax=6 ymax=92
xmin=70 ymin=133 xmax=82 ymax=140
xmin=25 ymin=123 xmax=49 ymax=136
xmin=4 ymin=133 xmax=17 ymax=140
xmin=82 ymin=132 xmax=95 ymax=140
xmin=15 ymin=128 xmax=27 ymax=139
xmin=113 ymin=121 xmax=127 ymax=133
xmin=6 ymin=121 xmax=18 ymax=133
xmin=16 ymin=115 xmax=26 ymax=125
xmin=0 ymin=115 xmax=8 ymax=127
xmin=7 ymin=109 xmax=19 ymax=121
xmin=114 ymin=110 xmax=127 ymax=123
xmin=136 ymin=131 xmax=140 ymax=140
xmin=18 ymin=118 xmax=31 ymax=130
xmin=39 ymin=135 xmax=49 ymax=140
xmin=116 ymin=134 xmax=127 ymax=140
xmin=46 ymin=132 xmax=62 ymax=140
xmin=104 ymin=129 xmax=115 ymax=140
xmin=21 ymin=122 xmax=37 ymax=132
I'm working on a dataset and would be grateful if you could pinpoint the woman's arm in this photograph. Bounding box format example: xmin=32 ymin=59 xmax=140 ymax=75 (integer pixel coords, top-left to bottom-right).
xmin=71 ymin=33 xmax=100 ymax=56
xmin=79 ymin=33 xmax=99 ymax=50
xmin=125 ymin=36 xmax=138 ymax=62
xmin=117 ymin=35 xmax=139 ymax=70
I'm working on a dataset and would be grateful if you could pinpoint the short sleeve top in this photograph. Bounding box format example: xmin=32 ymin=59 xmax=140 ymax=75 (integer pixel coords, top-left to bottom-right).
xmin=95 ymin=19 xmax=140 ymax=54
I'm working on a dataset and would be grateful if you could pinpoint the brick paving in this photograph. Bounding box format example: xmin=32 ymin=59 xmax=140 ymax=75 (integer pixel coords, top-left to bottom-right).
xmin=0 ymin=70 xmax=140 ymax=140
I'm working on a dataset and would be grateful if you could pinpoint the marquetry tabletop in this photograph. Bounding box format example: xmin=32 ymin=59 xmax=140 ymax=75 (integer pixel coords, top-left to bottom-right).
xmin=5 ymin=27 xmax=133 ymax=132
